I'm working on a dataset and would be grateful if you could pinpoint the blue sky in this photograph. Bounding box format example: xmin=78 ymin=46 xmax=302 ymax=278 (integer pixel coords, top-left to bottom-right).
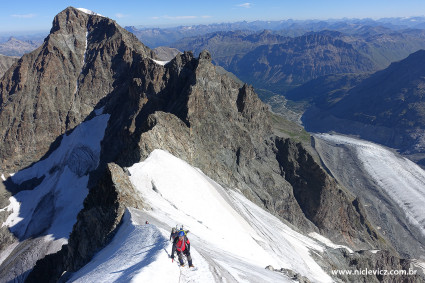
xmin=1 ymin=0 xmax=425 ymax=34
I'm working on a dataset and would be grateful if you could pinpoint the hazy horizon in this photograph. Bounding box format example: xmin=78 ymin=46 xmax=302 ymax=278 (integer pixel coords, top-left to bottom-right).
xmin=1 ymin=0 xmax=425 ymax=34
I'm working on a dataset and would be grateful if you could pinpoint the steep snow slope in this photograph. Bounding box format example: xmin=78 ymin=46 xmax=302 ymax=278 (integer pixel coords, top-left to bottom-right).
xmin=2 ymin=112 xmax=110 ymax=239
xmin=68 ymin=149 xmax=336 ymax=283
xmin=0 ymin=111 xmax=110 ymax=280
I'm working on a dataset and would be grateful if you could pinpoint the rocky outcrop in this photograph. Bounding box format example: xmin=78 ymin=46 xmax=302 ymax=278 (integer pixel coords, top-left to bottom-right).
xmin=94 ymin=48 xmax=387 ymax=249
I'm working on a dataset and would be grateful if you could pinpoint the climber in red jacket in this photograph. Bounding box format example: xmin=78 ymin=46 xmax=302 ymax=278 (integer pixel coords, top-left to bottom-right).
xmin=171 ymin=231 xmax=194 ymax=267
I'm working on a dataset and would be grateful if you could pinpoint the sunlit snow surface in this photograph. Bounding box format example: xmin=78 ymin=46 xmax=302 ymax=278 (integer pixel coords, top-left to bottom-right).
xmin=76 ymin=8 xmax=104 ymax=17
xmin=152 ymin=59 xmax=170 ymax=66
xmin=69 ymin=149 xmax=333 ymax=283
xmin=317 ymin=133 xmax=425 ymax=238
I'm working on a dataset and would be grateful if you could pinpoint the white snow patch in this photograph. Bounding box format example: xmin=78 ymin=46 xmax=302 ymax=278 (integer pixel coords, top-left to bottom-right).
xmin=317 ymin=133 xmax=425 ymax=238
xmin=309 ymin=232 xmax=354 ymax=253
xmin=76 ymin=8 xmax=104 ymax=17
xmin=152 ymin=59 xmax=169 ymax=66
xmin=2 ymin=197 xmax=23 ymax=227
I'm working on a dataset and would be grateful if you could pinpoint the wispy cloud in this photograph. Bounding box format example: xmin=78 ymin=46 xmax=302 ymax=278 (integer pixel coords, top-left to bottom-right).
xmin=164 ymin=15 xmax=197 ymax=20
xmin=237 ymin=3 xmax=252 ymax=8
xmin=115 ymin=13 xmax=130 ymax=19
xmin=11 ymin=13 xmax=36 ymax=18
xmin=151 ymin=15 xmax=211 ymax=20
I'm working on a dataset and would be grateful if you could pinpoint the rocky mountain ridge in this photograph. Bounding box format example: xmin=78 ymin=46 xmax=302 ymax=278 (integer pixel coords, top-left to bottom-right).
xmin=0 ymin=7 xmax=421 ymax=282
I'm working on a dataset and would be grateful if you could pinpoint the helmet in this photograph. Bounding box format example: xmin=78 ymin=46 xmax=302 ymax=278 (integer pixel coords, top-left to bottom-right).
xmin=178 ymin=231 xmax=185 ymax=237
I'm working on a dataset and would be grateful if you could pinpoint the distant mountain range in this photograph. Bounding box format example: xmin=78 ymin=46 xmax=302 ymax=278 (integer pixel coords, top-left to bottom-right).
xmin=0 ymin=37 xmax=42 ymax=57
xmin=172 ymin=28 xmax=425 ymax=91
xmin=126 ymin=16 xmax=425 ymax=48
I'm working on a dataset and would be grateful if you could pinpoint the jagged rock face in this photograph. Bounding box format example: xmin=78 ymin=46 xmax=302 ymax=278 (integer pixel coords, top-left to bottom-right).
xmin=65 ymin=162 xmax=145 ymax=270
xmin=0 ymin=7 xmax=155 ymax=172
xmin=105 ymin=50 xmax=314 ymax=231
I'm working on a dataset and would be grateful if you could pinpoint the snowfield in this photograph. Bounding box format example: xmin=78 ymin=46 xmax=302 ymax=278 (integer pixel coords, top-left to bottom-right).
xmin=68 ymin=149 xmax=334 ymax=283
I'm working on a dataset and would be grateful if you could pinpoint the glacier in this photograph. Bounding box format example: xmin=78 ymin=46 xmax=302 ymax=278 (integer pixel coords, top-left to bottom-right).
xmin=316 ymin=133 xmax=425 ymax=239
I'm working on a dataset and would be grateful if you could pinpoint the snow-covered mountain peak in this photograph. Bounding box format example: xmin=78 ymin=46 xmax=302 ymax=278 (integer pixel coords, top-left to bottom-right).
xmin=76 ymin=8 xmax=104 ymax=17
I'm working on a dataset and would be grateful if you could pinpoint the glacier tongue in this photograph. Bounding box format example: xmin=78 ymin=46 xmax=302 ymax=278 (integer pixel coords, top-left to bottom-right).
xmin=316 ymin=133 xmax=425 ymax=239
